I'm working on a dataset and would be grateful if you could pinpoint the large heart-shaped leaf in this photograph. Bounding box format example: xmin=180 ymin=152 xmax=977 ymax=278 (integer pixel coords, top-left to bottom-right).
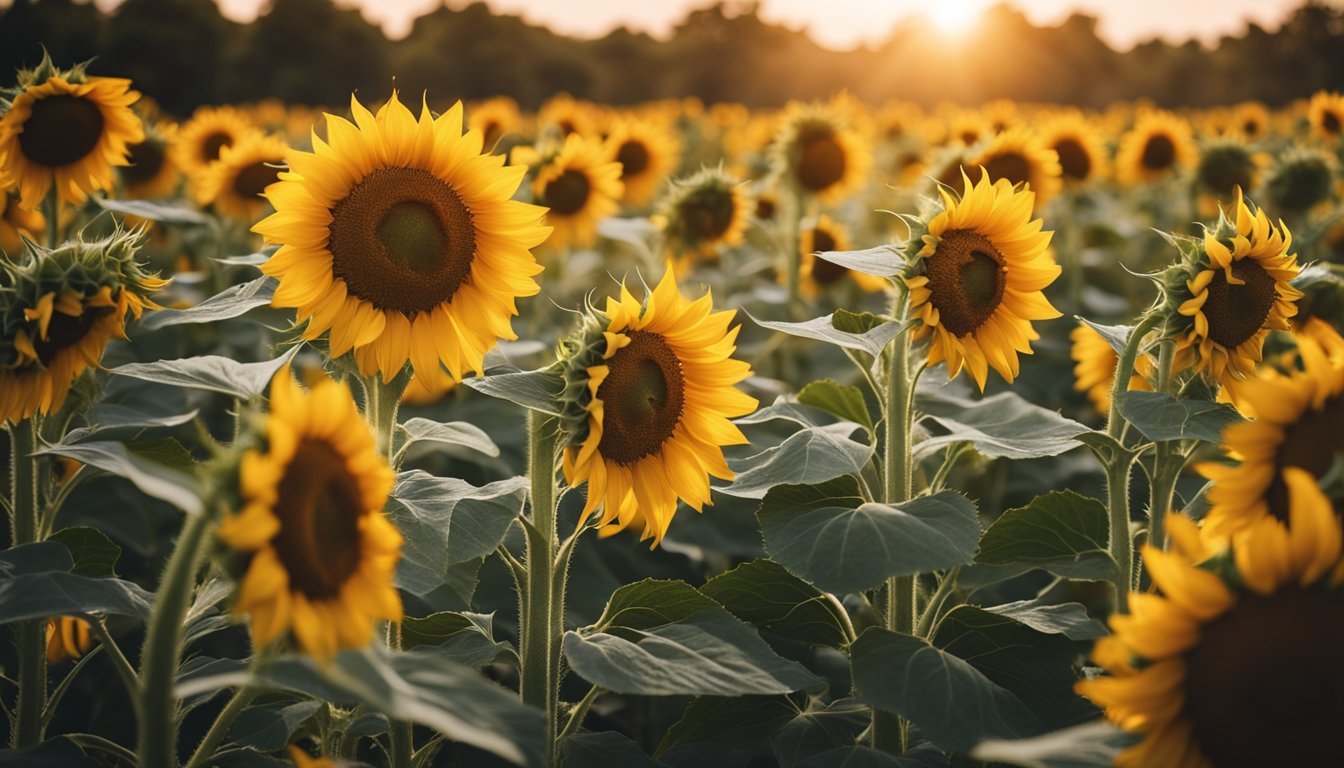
xmin=975 ymin=491 xmax=1114 ymax=581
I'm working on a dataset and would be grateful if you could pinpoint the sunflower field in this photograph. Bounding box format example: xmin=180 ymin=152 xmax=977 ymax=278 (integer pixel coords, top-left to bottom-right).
xmin=2 ymin=44 xmax=1344 ymax=768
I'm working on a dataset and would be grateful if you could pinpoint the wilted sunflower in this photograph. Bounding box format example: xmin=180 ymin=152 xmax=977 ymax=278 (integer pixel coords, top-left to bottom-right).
xmin=968 ymin=128 xmax=1063 ymax=204
xmin=172 ymin=105 xmax=256 ymax=184
xmin=605 ymin=117 xmax=680 ymax=207
xmin=903 ymin=171 xmax=1060 ymax=390
xmin=559 ymin=268 xmax=757 ymax=545
xmin=0 ymin=229 xmax=164 ymax=424
xmin=1307 ymin=91 xmax=1344 ymax=144
xmin=254 ymin=93 xmax=549 ymax=389
xmin=533 ymin=133 xmax=623 ymax=251
xmin=1169 ymin=189 xmax=1301 ymax=385
xmin=770 ymin=103 xmax=871 ymax=204
xmin=1116 ymin=111 xmax=1198 ymax=186
xmin=217 ymin=366 xmax=402 ymax=659
xmin=1198 ymin=336 xmax=1344 ymax=536
xmin=45 ymin=617 xmax=94 ymax=664
xmin=799 ymin=214 xmax=885 ymax=297
xmin=0 ymin=57 xmax=143 ymax=209
xmin=656 ymin=166 xmax=750 ymax=259
xmin=1069 ymin=322 xmax=1154 ymax=415
xmin=1039 ymin=111 xmax=1109 ymax=185
xmin=468 ymin=97 xmax=523 ymax=153
xmin=119 ymin=119 xmax=179 ymax=200
xmin=1078 ymin=470 xmax=1344 ymax=768
xmin=197 ymin=132 xmax=287 ymax=221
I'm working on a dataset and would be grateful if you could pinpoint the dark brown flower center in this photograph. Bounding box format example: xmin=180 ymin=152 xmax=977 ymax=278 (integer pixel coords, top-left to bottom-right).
xmin=596 ymin=330 xmax=685 ymax=465
xmin=231 ymin=160 xmax=281 ymax=201
xmin=808 ymin=228 xmax=848 ymax=286
xmin=1198 ymin=149 xmax=1254 ymax=197
xmin=616 ymin=140 xmax=651 ymax=179
xmin=328 ymin=167 xmax=476 ymax=315
xmin=1054 ymin=138 xmax=1092 ymax=181
xmin=18 ymin=94 xmax=105 ymax=168
xmin=1323 ymin=110 xmax=1342 ymax=137
xmin=1266 ymin=394 xmax=1344 ymax=522
xmin=32 ymin=304 xmax=113 ymax=366
xmin=979 ymin=150 xmax=1032 ymax=188
xmin=1184 ymin=588 xmax=1344 ymax=768
xmin=200 ymin=131 xmax=232 ymax=163
xmin=544 ymin=169 xmax=592 ymax=216
xmin=481 ymin=120 xmax=502 ymax=149
xmin=270 ymin=439 xmax=365 ymax=600
xmin=1243 ymin=119 xmax=1261 ymax=138
xmin=755 ymin=197 xmax=776 ymax=221
xmin=1201 ymin=258 xmax=1278 ymax=350
xmin=120 ymin=139 xmax=167 ymax=189
xmin=676 ymin=186 xmax=736 ymax=242
xmin=795 ymin=130 xmax=846 ymax=192
xmin=1141 ymin=133 xmax=1177 ymax=171
xmin=925 ymin=229 xmax=1006 ymax=336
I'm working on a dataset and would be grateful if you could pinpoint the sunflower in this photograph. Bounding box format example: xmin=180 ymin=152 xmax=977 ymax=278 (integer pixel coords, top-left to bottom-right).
xmin=968 ymin=128 xmax=1063 ymax=204
xmin=45 ymin=617 xmax=94 ymax=664
xmin=770 ymin=103 xmax=871 ymax=204
xmin=1069 ymin=322 xmax=1154 ymax=415
xmin=538 ymin=94 xmax=599 ymax=139
xmin=119 ymin=118 xmax=179 ymax=200
xmin=468 ymin=97 xmax=523 ymax=153
xmin=1263 ymin=147 xmax=1336 ymax=215
xmin=559 ymin=268 xmax=757 ymax=546
xmin=656 ymin=166 xmax=750 ymax=260
xmin=197 ymin=132 xmax=287 ymax=221
xmin=605 ymin=116 xmax=681 ymax=208
xmin=1077 ymin=469 xmax=1344 ymax=768
xmin=217 ymin=366 xmax=402 ymax=659
xmin=800 ymin=214 xmax=885 ymax=297
xmin=1231 ymin=101 xmax=1270 ymax=142
xmin=532 ymin=133 xmax=623 ymax=251
xmin=254 ymin=92 xmax=550 ymax=389
xmin=0 ymin=59 xmax=143 ymax=209
xmin=1307 ymin=91 xmax=1344 ymax=144
xmin=1170 ymin=189 xmax=1301 ymax=385
xmin=288 ymin=746 xmax=339 ymax=768
xmin=0 ymin=192 xmax=43 ymax=254
xmin=1116 ymin=111 xmax=1198 ymax=186
xmin=903 ymin=171 xmax=1060 ymax=390
xmin=172 ymin=105 xmax=256 ymax=185
xmin=1039 ymin=111 xmax=1109 ymax=185
xmin=1197 ymin=336 xmax=1344 ymax=536
xmin=1194 ymin=138 xmax=1259 ymax=202
xmin=945 ymin=109 xmax=990 ymax=147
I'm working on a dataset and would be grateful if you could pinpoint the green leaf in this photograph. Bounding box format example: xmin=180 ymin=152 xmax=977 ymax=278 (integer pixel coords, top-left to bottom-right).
xmin=564 ymin=579 xmax=824 ymax=697
xmin=758 ymin=477 xmax=980 ymax=594
xmin=388 ymin=471 xmax=527 ymax=574
xmin=62 ymin=406 xmax=199 ymax=444
xmin=35 ymin=439 xmax=202 ymax=515
xmin=771 ymin=698 xmax=870 ymax=768
xmin=109 ymin=346 xmax=300 ymax=400
xmin=0 ymin=543 xmax=154 ymax=623
xmin=749 ymin=311 xmax=906 ymax=358
xmin=98 ymin=197 xmax=211 ymax=225
xmin=0 ymin=738 xmax=103 ymax=767
xmin=850 ymin=627 xmax=1039 ymax=752
xmin=462 ymin=368 xmax=565 ymax=415
xmin=228 ymin=700 xmax=323 ymax=751
xmin=1075 ymin=318 xmax=1133 ymax=358
xmin=723 ymin=424 xmax=872 ymax=499
xmin=797 ymin=380 xmax=873 ymax=434
xmin=700 ymin=559 xmax=851 ymax=648
xmin=969 ymin=721 xmax=1133 ymax=768
xmin=984 ymin=601 xmax=1106 ymax=641
xmin=658 ymin=695 xmax=799 ymax=756
xmin=399 ymin=417 xmax=500 ymax=459
xmin=815 ymin=246 xmax=904 ymax=278
xmin=975 ymin=491 xmax=1115 ymax=581
xmin=141 ymin=276 xmax=276 ymax=330
xmin=916 ymin=389 xmax=1088 ymax=460
xmin=401 ymin=611 xmax=510 ymax=666
xmin=565 ymin=731 xmax=664 ymax=767
xmin=1118 ymin=391 xmax=1245 ymax=444
xmin=48 ymin=526 xmax=121 ymax=577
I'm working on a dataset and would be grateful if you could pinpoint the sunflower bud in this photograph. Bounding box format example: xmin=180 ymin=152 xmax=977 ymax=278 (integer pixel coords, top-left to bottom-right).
xmin=1263 ymin=147 xmax=1335 ymax=215
xmin=1195 ymin=138 xmax=1258 ymax=201
xmin=655 ymin=166 xmax=750 ymax=259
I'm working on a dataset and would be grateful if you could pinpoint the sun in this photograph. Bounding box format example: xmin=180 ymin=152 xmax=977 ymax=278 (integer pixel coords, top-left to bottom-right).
xmin=928 ymin=0 xmax=987 ymax=35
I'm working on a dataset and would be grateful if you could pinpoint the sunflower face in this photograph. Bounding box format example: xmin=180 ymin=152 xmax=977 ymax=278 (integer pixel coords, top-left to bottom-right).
xmin=904 ymin=172 xmax=1060 ymax=389
xmin=605 ymin=117 xmax=679 ymax=207
xmin=657 ymin=167 xmax=749 ymax=257
xmin=772 ymin=106 xmax=871 ymax=203
xmin=1079 ymin=470 xmax=1344 ymax=768
xmin=1265 ymin=148 xmax=1335 ymax=214
xmin=119 ymin=120 xmax=179 ymax=200
xmin=800 ymin=214 xmax=885 ymax=297
xmin=218 ymin=367 xmax=402 ymax=659
xmin=560 ymin=269 xmax=757 ymax=545
xmin=198 ymin=132 xmax=287 ymax=221
xmin=173 ymin=105 xmax=256 ymax=191
xmin=533 ymin=133 xmax=623 ymax=250
xmin=0 ymin=67 xmax=144 ymax=208
xmin=45 ymin=617 xmax=94 ymax=664
xmin=1195 ymin=139 xmax=1256 ymax=199
xmin=254 ymin=93 xmax=549 ymax=387
xmin=970 ymin=128 xmax=1062 ymax=203
xmin=1308 ymin=91 xmax=1344 ymax=143
xmin=1117 ymin=111 xmax=1197 ymax=186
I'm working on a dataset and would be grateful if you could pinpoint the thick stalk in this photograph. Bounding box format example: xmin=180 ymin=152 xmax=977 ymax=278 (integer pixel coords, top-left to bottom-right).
xmin=8 ymin=418 xmax=45 ymax=748
xmin=519 ymin=411 xmax=563 ymax=765
xmin=362 ymin=370 xmax=409 ymax=464
xmin=183 ymin=685 xmax=258 ymax=768
xmin=138 ymin=512 xmax=212 ymax=768
xmin=781 ymin=186 xmax=803 ymax=320
xmin=42 ymin=185 xmax=59 ymax=249
xmin=1147 ymin=340 xmax=1179 ymax=552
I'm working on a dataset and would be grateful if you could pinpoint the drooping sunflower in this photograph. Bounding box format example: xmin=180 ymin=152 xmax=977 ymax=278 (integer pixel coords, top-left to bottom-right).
xmin=172 ymin=105 xmax=256 ymax=184
xmin=0 ymin=57 xmax=143 ymax=209
xmin=1197 ymin=336 xmax=1344 ymax=536
xmin=1307 ymin=91 xmax=1344 ymax=144
xmin=770 ymin=102 xmax=871 ymax=204
xmin=467 ymin=97 xmax=523 ymax=153
xmin=45 ymin=617 xmax=94 ymax=664
xmin=119 ymin=118 xmax=180 ymax=200
xmin=0 ymin=229 xmax=165 ymax=424
xmin=800 ymin=214 xmax=886 ymax=298
xmin=1116 ymin=111 xmax=1198 ymax=186
xmin=197 ymin=132 xmax=288 ymax=221
xmin=217 ymin=366 xmax=402 ymax=659
xmin=1169 ymin=188 xmax=1301 ymax=385
xmin=1078 ymin=469 xmax=1344 ymax=768
xmin=1069 ymin=322 xmax=1154 ymax=415
xmin=605 ymin=116 xmax=681 ymax=208
xmin=559 ymin=268 xmax=757 ymax=546
xmin=968 ymin=128 xmax=1063 ymax=204
xmin=254 ymin=92 xmax=550 ymax=389
xmin=532 ymin=133 xmax=623 ymax=251
xmin=656 ymin=166 xmax=750 ymax=260
xmin=1039 ymin=111 xmax=1109 ymax=185
xmin=903 ymin=171 xmax=1060 ymax=390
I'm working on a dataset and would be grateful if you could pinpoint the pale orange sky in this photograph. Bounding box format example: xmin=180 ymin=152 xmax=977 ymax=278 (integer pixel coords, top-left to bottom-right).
xmin=98 ymin=0 xmax=1313 ymax=50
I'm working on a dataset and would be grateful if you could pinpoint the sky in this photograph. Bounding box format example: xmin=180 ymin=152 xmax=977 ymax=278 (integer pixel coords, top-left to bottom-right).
xmin=143 ymin=0 xmax=1311 ymax=49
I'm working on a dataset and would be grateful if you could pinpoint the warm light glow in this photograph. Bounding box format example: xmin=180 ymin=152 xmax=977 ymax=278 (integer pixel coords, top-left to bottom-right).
xmin=928 ymin=0 xmax=989 ymax=35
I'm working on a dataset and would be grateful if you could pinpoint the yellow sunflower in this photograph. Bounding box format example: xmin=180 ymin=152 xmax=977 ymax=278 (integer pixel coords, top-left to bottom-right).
xmin=605 ymin=116 xmax=681 ymax=208
xmin=1171 ymin=189 xmax=1301 ymax=385
xmin=217 ymin=366 xmax=402 ymax=659
xmin=656 ymin=166 xmax=750 ymax=260
xmin=532 ymin=133 xmax=623 ymax=251
xmin=0 ymin=192 xmax=43 ymax=254
xmin=1039 ymin=111 xmax=1109 ymax=185
xmin=538 ymin=94 xmax=599 ymax=139
xmin=1078 ymin=469 xmax=1344 ymax=768
xmin=254 ymin=92 xmax=550 ymax=390
xmin=288 ymin=746 xmax=339 ymax=768
xmin=197 ymin=132 xmax=288 ymax=221
xmin=1307 ymin=91 xmax=1344 ymax=143
xmin=119 ymin=119 xmax=180 ymax=200
xmin=0 ymin=64 xmax=143 ymax=209
xmin=172 ymin=105 xmax=256 ymax=184
xmin=903 ymin=171 xmax=1060 ymax=390
xmin=1116 ymin=111 xmax=1198 ymax=186
xmin=1231 ymin=101 xmax=1270 ymax=142
xmin=968 ymin=128 xmax=1063 ymax=204
xmin=468 ymin=97 xmax=523 ymax=153
xmin=45 ymin=617 xmax=94 ymax=664
xmin=560 ymin=268 xmax=757 ymax=546
xmin=1069 ymin=322 xmax=1154 ymax=415
xmin=401 ymin=371 xmax=456 ymax=405
xmin=770 ymin=103 xmax=871 ymax=204
xmin=1198 ymin=336 xmax=1344 ymax=536
xmin=800 ymin=214 xmax=886 ymax=297
xmin=945 ymin=109 xmax=990 ymax=147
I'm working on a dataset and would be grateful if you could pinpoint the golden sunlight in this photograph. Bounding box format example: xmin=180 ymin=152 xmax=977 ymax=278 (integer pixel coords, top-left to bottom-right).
xmin=927 ymin=0 xmax=990 ymax=35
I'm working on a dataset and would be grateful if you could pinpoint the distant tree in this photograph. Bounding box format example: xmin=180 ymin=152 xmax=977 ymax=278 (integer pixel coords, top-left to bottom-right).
xmin=0 ymin=0 xmax=104 ymax=76
xmin=101 ymin=0 xmax=239 ymax=113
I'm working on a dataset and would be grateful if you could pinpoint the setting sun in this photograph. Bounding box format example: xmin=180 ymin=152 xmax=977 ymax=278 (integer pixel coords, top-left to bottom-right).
xmin=928 ymin=0 xmax=990 ymax=35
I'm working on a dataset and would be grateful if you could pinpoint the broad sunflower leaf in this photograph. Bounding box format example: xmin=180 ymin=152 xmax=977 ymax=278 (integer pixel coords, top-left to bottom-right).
xmin=771 ymin=698 xmax=871 ymax=767
xmin=658 ymin=695 xmax=799 ymax=757
xmin=969 ymin=720 xmax=1134 ymax=768
xmin=228 ymin=700 xmax=324 ymax=752
xmin=400 ymin=610 xmax=510 ymax=667
xmin=983 ymin=600 xmax=1107 ymax=641
xmin=748 ymin=311 xmax=906 ymax=359
xmin=915 ymin=389 xmax=1088 ymax=460
xmin=700 ymin=559 xmax=852 ymax=648
xmin=97 ymin=197 xmax=212 ymax=225
xmin=757 ymin=477 xmax=980 ymax=594
xmin=975 ymin=491 xmax=1115 ymax=581
xmin=565 ymin=731 xmax=665 ymax=768
xmin=797 ymin=380 xmax=873 ymax=434
xmin=564 ymin=579 xmax=824 ymax=697
xmin=462 ymin=367 xmax=566 ymax=415
xmin=815 ymin=245 xmax=905 ymax=278
xmin=0 ymin=542 xmax=154 ymax=623
xmin=722 ymin=423 xmax=872 ymax=499
xmin=60 ymin=405 xmax=200 ymax=443
xmin=1118 ymin=391 xmax=1244 ymax=444
xmin=47 ymin=526 xmax=121 ymax=577
xmin=398 ymin=417 xmax=500 ymax=459
xmin=141 ymin=276 xmax=277 ymax=330
xmin=108 ymin=345 xmax=300 ymax=401
xmin=389 ymin=471 xmax=527 ymax=566
xmin=34 ymin=438 xmax=202 ymax=515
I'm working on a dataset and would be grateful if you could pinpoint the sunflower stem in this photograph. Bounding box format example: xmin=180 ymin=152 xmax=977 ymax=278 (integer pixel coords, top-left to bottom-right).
xmin=138 ymin=510 xmax=213 ymax=768
xmin=781 ymin=185 xmax=803 ymax=320
xmin=520 ymin=410 xmax=564 ymax=766
xmin=183 ymin=684 xmax=257 ymax=768
xmin=8 ymin=416 xmax=47 ymax=749
xmin=1147 ymin=340 xmax=1180 ymax=552
xmin=42 ymin=184 xmax=59 ymax=248
xmin=362 ymin=369 xmax=411 ymax=465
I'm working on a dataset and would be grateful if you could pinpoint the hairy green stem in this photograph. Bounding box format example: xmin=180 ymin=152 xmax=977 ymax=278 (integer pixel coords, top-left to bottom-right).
xmin=42 ymin=185 xmax=59 ymax=249
xmin=558 ymin=685 xmax=601 ymax=743
xmin=520 ymin=411 xmax=565 ymax=765
xmin=183 ymin=685 xmax=257 ymax=768
xmin=781 ymin=186 xmax=803 ymax=319
xmin=9 ymin=417 xmax=45 ymax=748
xmin=1147 ymin=340 xmax=1180 ymax=552
xmin=362 ymin=369 xmax=410 ymax=464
